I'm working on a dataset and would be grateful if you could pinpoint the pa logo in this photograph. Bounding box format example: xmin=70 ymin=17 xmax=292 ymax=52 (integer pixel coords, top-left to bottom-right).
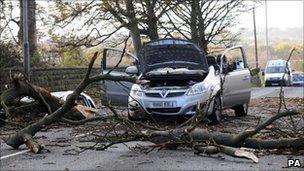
xmin=287 ymin=159 xmax=302 ymax=167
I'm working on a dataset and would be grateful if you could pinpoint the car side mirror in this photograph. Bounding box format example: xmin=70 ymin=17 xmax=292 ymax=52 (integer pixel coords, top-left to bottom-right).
xmin=125 ymin=66 xmax=138 ymax=75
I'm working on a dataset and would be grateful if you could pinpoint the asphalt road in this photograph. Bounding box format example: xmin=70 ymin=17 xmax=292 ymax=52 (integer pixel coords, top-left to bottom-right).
xmin=251 ymin=86 xmax=303 ymax=99
xmin=0 ymin=86 xmax=303 ymax=170
xmin=1 ymin=128 xmax=302 ymax=170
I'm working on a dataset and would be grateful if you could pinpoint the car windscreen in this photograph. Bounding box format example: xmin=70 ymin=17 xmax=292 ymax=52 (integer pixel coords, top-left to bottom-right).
xmin=139 ymin=44 xmax=208 ymax=74
xmin=293 ymin=74 xmax=304 ymax=81
xmin=266 ymin=66 xmax=285 ymax=73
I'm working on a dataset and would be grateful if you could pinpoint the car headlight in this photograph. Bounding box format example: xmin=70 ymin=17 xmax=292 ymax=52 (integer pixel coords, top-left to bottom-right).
xmin=130 ymin=84 xmax=143 ymax=97
xmin=186 ymin=83 xmax=207 ymax=96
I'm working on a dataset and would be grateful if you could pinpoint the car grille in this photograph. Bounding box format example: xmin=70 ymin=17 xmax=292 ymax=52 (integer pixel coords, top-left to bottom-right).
xmin=269 ymin=77 xmax=281 ymax=80
xmin=145 ymin=93 xmax=162 ymax=98
xmin=147 ymin=107 xmax=181 ymax=113
xmin=145 ymin=92 xmax=185 ymax=98
xmin=166 ymin=92 xmax=185 ymax=97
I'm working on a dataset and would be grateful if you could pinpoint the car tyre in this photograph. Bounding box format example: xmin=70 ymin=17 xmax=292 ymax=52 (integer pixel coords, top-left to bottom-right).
xmin=127 ymin=111 xmax=141 ymax=121
xmin=127 ymin=108 xmax=146 ymax=121
xmin=208 ymin=95 xmax=222 ymax=125
xmin=0 ymin=109 xmax=6 ymax=125
xmin=233 ymin=103 xmax=248 ymax=117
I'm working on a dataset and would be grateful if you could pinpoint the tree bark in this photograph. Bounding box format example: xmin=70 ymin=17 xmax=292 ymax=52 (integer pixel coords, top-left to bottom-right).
xmin=147 ymin=127 xmax=304 ymax=150
xmin=144 ymin=0 xmax=159 ymax=40
xmin=190 ymin=0 xmax=199 ymax=45
xmin=126 ymin=0 xmax=142 ymax=54
xmin=18 ymin=0 xmax=38 ymax=63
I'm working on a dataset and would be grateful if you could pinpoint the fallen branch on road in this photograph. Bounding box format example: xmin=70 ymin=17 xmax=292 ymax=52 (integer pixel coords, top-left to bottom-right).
xmin=1 ymin=49 xmax=303 ymax=164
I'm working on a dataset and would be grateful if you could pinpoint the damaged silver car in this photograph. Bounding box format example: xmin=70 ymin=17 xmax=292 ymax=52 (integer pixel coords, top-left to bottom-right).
xmin=102 ymin=39 xmax=251 ymax=124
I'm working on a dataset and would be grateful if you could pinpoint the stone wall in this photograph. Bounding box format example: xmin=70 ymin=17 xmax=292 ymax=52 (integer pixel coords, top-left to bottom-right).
xmin=0 ymin=67 xmax=102 ymax=93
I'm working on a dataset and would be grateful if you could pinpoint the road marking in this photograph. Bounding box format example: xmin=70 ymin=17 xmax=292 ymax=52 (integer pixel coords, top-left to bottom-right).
xmin=74 ymin=129 xmax=101 ymax=138
xmin=75 ymin=131 xmax=93 ymax=138
xmin=1 ymin=129 xmax=101 ymax=160
xmin=0 ymin=149 xmax=30 ymax=160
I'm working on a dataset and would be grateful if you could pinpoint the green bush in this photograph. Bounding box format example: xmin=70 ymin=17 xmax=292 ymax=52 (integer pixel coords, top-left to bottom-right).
xmin=60 ymin=47 xmax=87 ymax=67
xmin=0 ymin=41 xmax=22 ymax=68
xmin=31 ymin=50 xmax=42 ymax=66
xmin=250 ymin=68 xmax=260 ymax=76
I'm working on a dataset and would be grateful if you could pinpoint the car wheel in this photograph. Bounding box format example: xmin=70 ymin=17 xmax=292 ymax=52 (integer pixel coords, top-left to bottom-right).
xmin=288 ymin=80 xmax=291 ymax=86
xmin=127 ymin=111 xmax=140 ymax=121
xmin=208 ymin=95 xmax=222 ymax=125
xmin=0 ymin=109 xmax=6 ymax=125
xmin=233 ymin=103 xmax=248 ymax=117
xmin=265 ymin=83 xmax=269 ymax=87
xmin=280 ymin=80 xmax=287 ymax=86
xmin=127 ymin=107 xmax=146 ymax=121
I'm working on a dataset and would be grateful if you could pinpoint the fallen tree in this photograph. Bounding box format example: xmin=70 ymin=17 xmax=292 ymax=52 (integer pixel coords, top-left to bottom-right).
xmin=1 ymin=52 xmax=137 ymax=151
xmin=0 ymin=73 xmax=96 ymax=121
xmin=1 ymin=50 xmax=303 ymax=163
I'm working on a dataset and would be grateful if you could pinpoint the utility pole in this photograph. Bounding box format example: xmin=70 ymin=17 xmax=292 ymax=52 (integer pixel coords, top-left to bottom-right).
xmin=253 ymin=7 xmax=258 ymax=68
xmin=23 ymin=0 xmax=30 ymax=80
xmin=265 ymin=0 xmax=270 ymax=63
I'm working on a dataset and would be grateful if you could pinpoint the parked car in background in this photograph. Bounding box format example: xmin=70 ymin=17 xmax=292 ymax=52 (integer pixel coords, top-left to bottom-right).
xmin=101 ymin=39 xmax=251 ymax=124
xmin=263 ymin=59 xmax=293 ymax=86
xmin=292 ymin=72 xmax=304 ymax=86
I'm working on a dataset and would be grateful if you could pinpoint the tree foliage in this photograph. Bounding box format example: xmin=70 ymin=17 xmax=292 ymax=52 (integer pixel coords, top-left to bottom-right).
xmin=50 ymin=0 xmax=247 ymax=54
xmin=60 ymin=47 xmax=87 ymax=67
xmin=163 ymin=0 xmax=247 ymax=53
xmin=0 ymin=41 xmax=22 ymax=68
xmin=1 ymin=0 xmax=251 ymax=66
xmin=0 ymin=0 xmax=40 ymax=66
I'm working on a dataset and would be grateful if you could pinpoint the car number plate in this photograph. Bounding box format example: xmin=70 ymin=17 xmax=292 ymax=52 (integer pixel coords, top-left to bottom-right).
xmin=151 ymin=101 xmax=176 ymax=108
xmin=272 ymin=83 xmax=279 ymax=86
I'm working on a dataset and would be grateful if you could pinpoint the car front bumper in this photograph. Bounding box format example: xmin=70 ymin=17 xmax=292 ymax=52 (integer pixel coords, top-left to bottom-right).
xmin=128 ymin=93 xmax=210 ymax=118
xmin=265 ymin=79 xmax=286 ymax=86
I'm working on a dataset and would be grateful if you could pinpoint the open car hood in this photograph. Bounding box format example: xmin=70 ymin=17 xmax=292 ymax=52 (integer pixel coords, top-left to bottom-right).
xmin=146 ymin=68 xmax=206 ymax=76
xmin=138 ymin=39 xmax=208 ymax=76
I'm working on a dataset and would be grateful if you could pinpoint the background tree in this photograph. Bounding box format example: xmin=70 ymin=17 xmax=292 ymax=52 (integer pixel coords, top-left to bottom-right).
xmin=18 ymin=0 xmax=39 ymax=64
xmin=0 ymin=0 xmax=40 ymax=65
xmin=164 ymin=0 xmax=247 ymax=53
xmin=0 ymin=41 xmax=22 ymax=68
xmin=51 ymin=0 xmax=178 ymax=54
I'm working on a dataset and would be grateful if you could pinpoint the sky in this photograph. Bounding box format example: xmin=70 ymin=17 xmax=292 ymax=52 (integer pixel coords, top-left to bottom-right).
xmin=2 ymin=1 xmax=303 ymax=42
xmin=238 ymin=0 xmax=304 ymax=30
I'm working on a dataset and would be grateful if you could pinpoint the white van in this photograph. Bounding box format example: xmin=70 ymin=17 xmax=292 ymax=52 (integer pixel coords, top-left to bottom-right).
xmin=264 ymin=59 xmax=292 ymax=86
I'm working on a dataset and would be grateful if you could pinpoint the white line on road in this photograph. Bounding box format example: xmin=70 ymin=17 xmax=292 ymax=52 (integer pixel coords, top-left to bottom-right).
xmin=74 ymin=129 xmax=102 ymax=138
xmin=0 ymin=149 xmax=30 ymax=160
xmin=1 ymin=130 xmax=97 ymax=160
xmin=75 ymin=131 xmax=94 ymax=138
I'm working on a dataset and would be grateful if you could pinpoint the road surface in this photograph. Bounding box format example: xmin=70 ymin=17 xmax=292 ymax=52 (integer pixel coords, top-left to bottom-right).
xmin=1 ymin=128 xmax=302 ymax=170
xmin=251 ymin=87 xmax=303 ymax=99
xmin=0 ymin=86 xmax=303 ymax=170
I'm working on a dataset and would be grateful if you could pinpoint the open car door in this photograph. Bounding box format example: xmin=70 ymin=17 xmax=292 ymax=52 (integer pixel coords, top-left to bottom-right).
xmin=219 ymin=46 xmax=251 ymax=108
xmin=101 ymin=48 xmax=138 ymax=106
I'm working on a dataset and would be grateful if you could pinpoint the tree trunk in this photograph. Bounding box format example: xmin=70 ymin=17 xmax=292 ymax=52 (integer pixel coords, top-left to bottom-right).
xmin=126 ymin=0 xmax=142 ymax=55
xmin=197 ymin=1 xmax=208 ymax=53
xmin=190 ymin=0 xmax=199 ymax=45
xmin=18 ymin=0 xmax=38 ymax=64
xmin=145 ymin=0 xmax=159 ymax=40
xmin=148 ymin=127 xmax=304 ymax=150
xmin=129 ymin=27 xmax=142 ymax=55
